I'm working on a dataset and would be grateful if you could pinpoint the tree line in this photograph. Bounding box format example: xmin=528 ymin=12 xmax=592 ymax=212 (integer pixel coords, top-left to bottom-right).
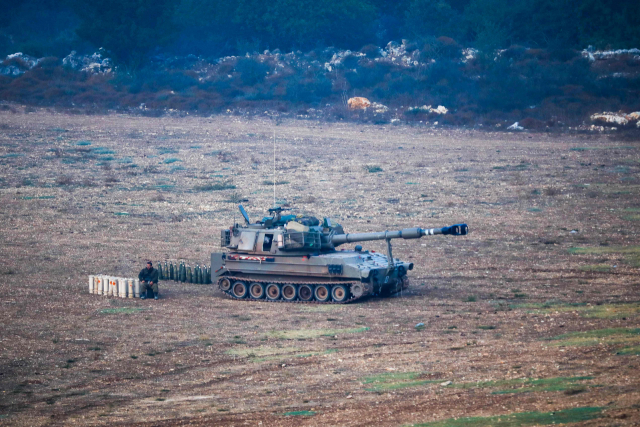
xmin=2 ymin=0 xmax=640 ymax=65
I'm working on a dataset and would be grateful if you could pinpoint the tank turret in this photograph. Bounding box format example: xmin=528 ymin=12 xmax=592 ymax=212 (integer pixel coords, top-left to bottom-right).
xmin=212 ymin=205 xmax=468 ymax=304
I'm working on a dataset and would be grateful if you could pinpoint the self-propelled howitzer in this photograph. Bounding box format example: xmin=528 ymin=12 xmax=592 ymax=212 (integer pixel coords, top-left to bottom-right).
xmin=212 ymin=206 xmax=468 ymax=304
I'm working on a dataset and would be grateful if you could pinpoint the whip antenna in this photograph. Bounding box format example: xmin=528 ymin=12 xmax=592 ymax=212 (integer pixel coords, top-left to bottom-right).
xmin=273 ymin=129 xmax=276 ymax=207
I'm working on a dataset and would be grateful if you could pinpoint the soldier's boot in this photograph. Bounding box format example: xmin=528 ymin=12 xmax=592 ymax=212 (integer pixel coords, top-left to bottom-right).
xmin=154 ymin=293 xmax=159 ymax=300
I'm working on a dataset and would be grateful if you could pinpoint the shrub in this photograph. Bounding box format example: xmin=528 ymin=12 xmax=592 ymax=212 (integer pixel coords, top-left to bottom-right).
xmin=345 ymin=62 xmax=391 ymax=89
xmin=235 ymin=57 xmax=269 ymax=86
xmin=360 ymin=44 xmax=382 ymax=59
xmin=520 ymin=117 xmax=546 ymax=130
xmin=285 ymin=75 xmax=332 ymax=104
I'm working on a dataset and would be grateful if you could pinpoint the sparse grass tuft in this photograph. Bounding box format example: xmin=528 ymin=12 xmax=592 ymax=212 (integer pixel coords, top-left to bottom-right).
xmin=193 ymin=182 xmax=236 ymax=191
xmin=364 ymin=165 xmax=383 ymax=173
xmin=284 ymin=411 xmax=315 ymax=416
xmin=515 ymin=302 xmax=640 ymax=319
xmin=411 ymin=406 xmax=603 ymax=426
xmin=56 ymin=175 xmax=73 ymax=186
xmin=361 ymin=371 xmax=440 ymax=391
xmin=363 ymin=372 xmax=422 ymax=384
xmin=268 ymin=327 xmax=368 ymax=340
xmin=546 ymin=327 xmax=640 ymax=348
xmin=99 ymin=307 xmax=147 ymax=315
xmin=579 ymin=265 xmax=612 ymax=272
xmin=569 ymin=245 xmax=640 ymax=268
xmin=617 ymin=345 xmax=640 ymax=355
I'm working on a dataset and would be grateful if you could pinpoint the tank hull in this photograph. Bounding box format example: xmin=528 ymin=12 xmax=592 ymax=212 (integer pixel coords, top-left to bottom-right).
xmin=213 ymin=250 xmax=411 ymax=303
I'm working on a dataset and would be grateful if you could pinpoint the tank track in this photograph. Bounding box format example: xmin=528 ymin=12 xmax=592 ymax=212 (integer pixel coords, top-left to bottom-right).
xmin=217 ymin=275 xmax=365 ymax=304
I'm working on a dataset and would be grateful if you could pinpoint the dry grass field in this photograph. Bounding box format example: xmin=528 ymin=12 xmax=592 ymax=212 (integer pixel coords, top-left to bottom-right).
xmin=0 ymin=108 xmax=639 ymax=426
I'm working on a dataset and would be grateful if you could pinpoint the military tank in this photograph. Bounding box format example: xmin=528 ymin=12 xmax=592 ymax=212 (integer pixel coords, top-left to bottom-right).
xmin=212 ymin=205 xmax=468 ymax=304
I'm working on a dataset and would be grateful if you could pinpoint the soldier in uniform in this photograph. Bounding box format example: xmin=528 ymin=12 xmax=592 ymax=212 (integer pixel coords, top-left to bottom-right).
xmin=138 ymin=261 xmax=159 ymax=300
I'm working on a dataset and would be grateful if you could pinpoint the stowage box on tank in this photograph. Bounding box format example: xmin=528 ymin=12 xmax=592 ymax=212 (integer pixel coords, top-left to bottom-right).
xmin=212 ymin=205 xmax=468 ymax=304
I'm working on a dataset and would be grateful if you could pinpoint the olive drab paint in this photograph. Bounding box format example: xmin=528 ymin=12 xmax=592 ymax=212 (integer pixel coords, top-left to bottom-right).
xmin=213 ymin=205 xmax=469 ymax=303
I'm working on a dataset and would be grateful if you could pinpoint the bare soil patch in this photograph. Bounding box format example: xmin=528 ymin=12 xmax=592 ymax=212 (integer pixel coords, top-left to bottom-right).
xmin=0 ymin=109 xmax=639 ymax=426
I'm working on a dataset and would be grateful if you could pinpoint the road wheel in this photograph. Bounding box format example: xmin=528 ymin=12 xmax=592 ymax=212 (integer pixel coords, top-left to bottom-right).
xmin=314 ymin=284 xmax=330 ymax=302
xmin=218 ymin=277 xmax=232 ymax=291
xmin=249 ymin=283 xmax=265 ymax=299
xmin=298 ymin=284 xmax=314 ymax=301
xmin=350 ymin=283 xmax=364 ymax=298
xmin=265 ymin=283 xmax=281 ymax=300
xmin=331 ymin=284 xmax=348 ymax=302
xmin=232 ymin=281 xmax=248 ymax=298
xmin=282 ymin=284 xmax=298 ymax=301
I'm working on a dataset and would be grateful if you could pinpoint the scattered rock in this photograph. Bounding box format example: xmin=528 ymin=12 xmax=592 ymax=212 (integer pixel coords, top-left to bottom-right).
xmin=462 ymin=48 xmax=478 ymax=62
xmin=415 ymin=322 xmax=425 ymax=328
xmin=440 ymin=381 xmax=452 ymax=386
xmin=324 ymin=50 xmax=365 ymax=72
xmin=582 ymin=47 xmax=640 ymax=61
xmin=406 ymin=105 xmax=448 ymax=115
xmin=63 ymin=49 xmax=113 ymax=74
xmin=590 ymin=112 xmax=629 ymax=126
xmin=371 ymin=102 xmax=389 ymax=114
xmin=0 ymin=52 xmax=40 ymax=76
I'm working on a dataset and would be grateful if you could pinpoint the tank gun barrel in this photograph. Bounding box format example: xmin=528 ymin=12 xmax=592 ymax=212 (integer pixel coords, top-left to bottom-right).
xmin=330 ymin=224 xmax=468 ymax=246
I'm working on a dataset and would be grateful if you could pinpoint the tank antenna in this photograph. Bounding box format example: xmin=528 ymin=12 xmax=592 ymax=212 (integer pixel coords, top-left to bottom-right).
xmin=273 ymin=129 xmax=276 ymax=207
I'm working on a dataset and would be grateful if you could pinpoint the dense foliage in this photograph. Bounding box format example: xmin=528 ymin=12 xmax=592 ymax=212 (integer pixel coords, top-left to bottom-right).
xmin=2 ymin=0 xmax=639 ymax=62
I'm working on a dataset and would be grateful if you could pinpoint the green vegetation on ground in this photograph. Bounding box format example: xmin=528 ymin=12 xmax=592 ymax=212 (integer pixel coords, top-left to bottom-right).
xmin=362 ymin=371 xmax=439 ymax=391
xmin=569 ymin=246 xmax=640 ymax=268
xmin=616 ymin=345 xmax=640 ymax=355
xmin=546 ymin=327 xmax=640 ymax=348
xmin=226 ymin=345 xmax=340 ymax=362
xmin=267 ymin=327 xmax=368 ymax=340
xmin=99 ymin=307 xmax=147 ymax=315
xmin=513 ymin=301 xmax=640 ymax=319
xmin=411 ymin=406 xmax=603 ymax=427
xmin=283 ymin=411 xmax=316 ymax=416
xmin=450 ymin=376 xmax=594 ymax=394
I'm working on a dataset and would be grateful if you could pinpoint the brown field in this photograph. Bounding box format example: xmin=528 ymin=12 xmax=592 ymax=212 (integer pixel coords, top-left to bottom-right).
xmin=0 ymin=108 xmax=639 ymax=426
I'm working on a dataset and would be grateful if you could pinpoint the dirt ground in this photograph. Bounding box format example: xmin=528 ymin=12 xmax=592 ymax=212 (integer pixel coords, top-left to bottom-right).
xmin=0 ymin=108 xmax=639 ymax=426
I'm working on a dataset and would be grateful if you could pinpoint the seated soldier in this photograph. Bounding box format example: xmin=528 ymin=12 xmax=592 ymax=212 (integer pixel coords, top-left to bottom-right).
xmin=138 ymin=261 xmax=159 ymax=300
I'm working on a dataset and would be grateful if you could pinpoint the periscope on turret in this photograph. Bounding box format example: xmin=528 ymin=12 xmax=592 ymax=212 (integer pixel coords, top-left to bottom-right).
xmin=212 ymin=205 xmax=468 ymax=304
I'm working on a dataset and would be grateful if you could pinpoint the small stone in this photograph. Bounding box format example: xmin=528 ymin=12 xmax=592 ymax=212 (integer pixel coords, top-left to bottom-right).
xmin=440 ymin=381 xmax=452 ymax=386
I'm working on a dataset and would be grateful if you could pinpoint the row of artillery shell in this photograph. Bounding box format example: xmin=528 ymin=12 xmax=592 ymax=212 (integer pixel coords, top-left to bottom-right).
xmin=89 ymin=275 xmax=139 ymax=298
xmin=159 ymin=262 xmax=211 ymax=284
